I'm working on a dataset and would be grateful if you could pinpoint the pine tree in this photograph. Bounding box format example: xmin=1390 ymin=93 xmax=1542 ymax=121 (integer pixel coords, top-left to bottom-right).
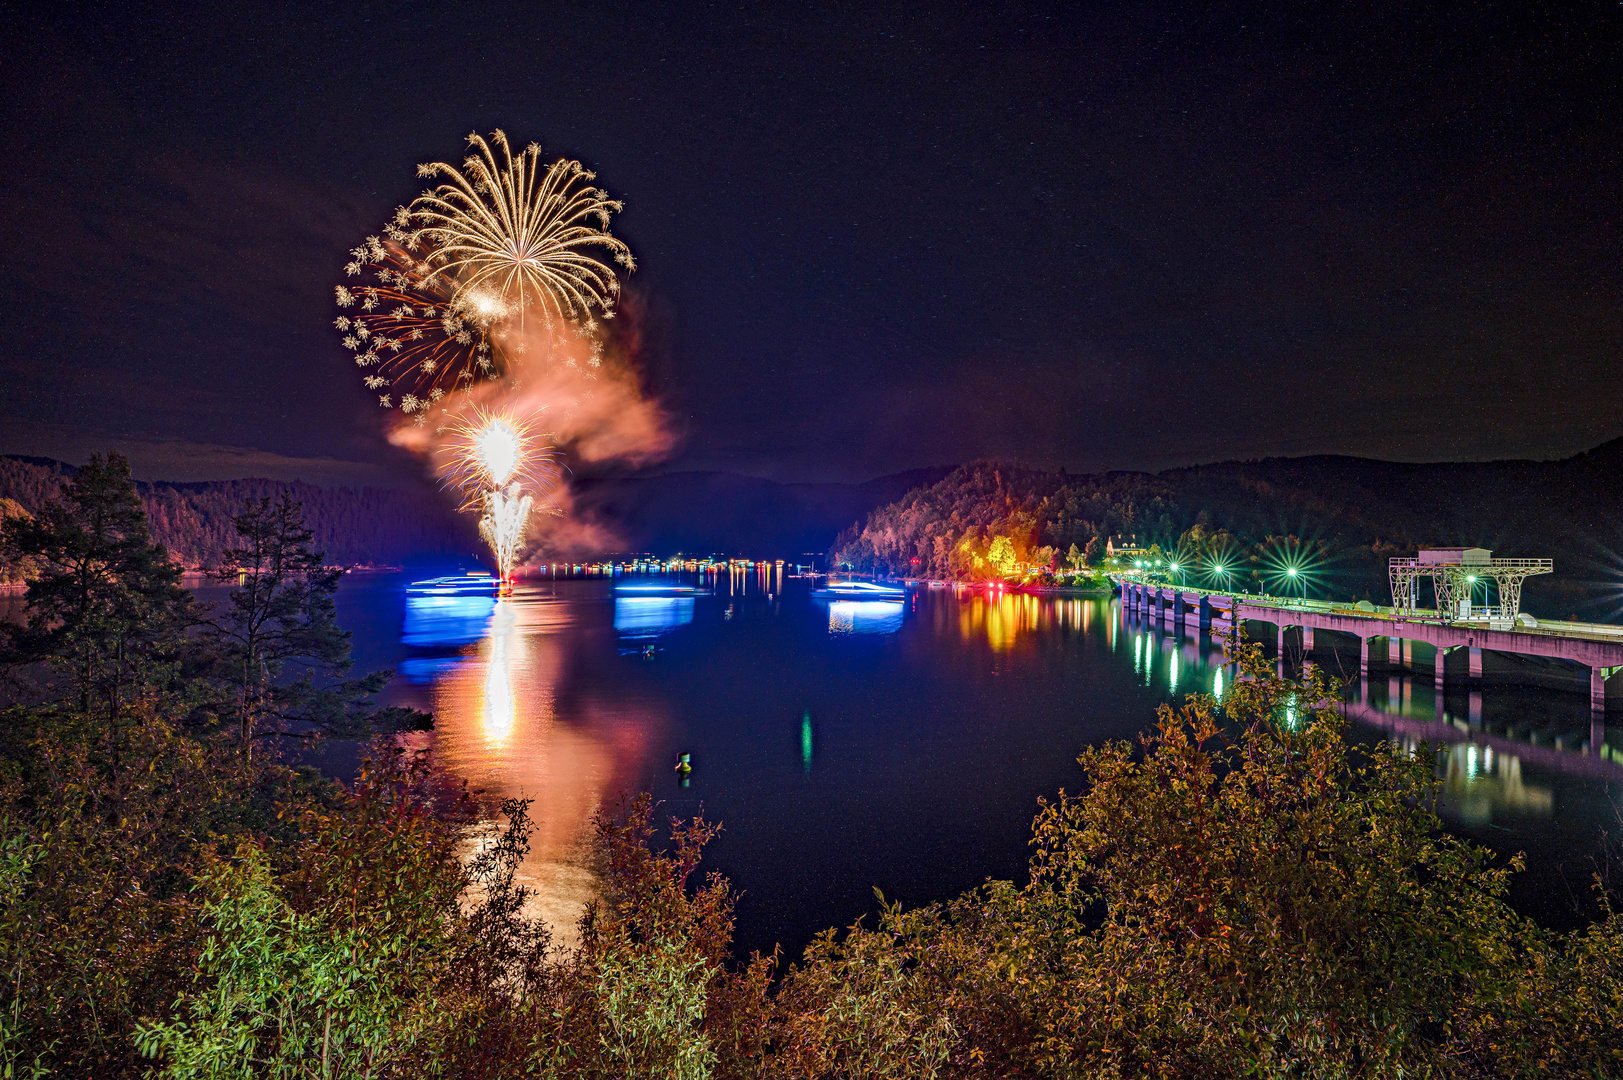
xmin=0 ymin=453 xmax=196 ymax=725
xmin=201 ymin=493 xmax=428 ymax=749
xmin=1084 ymin=535 xmax=1102 ymax=566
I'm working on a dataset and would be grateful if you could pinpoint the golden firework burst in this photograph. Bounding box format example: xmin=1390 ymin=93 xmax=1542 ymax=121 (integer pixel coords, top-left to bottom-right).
xmin=407 ymin=129 xmax=634 ymax=327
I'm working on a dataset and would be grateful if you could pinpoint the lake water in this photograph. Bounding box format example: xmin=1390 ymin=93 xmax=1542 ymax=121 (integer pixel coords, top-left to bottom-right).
xmin=329 ymin=566 xmax=1623 ymax=958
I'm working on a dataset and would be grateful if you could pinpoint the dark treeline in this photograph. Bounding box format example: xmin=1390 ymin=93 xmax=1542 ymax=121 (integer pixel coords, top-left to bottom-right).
xmin=832 ymin=437 xmax=1623 ymax=619
xmin=0 ymin=456 xmax=476 ymax=569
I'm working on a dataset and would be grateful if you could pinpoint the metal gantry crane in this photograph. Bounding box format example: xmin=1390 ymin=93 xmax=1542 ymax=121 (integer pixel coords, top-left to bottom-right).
xmin=1389 ymin=548 xmax=1552 ymax=626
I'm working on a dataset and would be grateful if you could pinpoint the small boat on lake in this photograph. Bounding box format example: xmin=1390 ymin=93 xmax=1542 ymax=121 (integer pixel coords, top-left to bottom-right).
xmin=812 ymin=580 xmax=907 ymax=601
xmin=614 ymin=584 xmax=713 ymax=596
xmin=407 ymin=573 xmax=500 ymax=595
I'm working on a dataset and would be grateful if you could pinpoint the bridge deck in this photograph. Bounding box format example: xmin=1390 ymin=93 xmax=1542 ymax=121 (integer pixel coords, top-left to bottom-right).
xmin=1115 ymin=578 xmax=1623 ymax=709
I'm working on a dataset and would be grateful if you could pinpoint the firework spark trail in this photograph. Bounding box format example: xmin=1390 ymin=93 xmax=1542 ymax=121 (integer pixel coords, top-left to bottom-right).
xmin=440 ymin=406 xmax=554 ymax=503
xmin=335 ymin=244 xmax=500 ymax=415
xmin=408 ymin=130 xmax=634 ymax=328
xmin=390 ymin=313 xmax=674 ymax=535
xmin=346 ymin=135 xmax=671 ymax=565
xmin=480 ymin=486 xmax=534 ymax=585
xmin=436 ymin=407 xmax=560 ymax=583
xmin=337 ymin=131 xmax=634 ymax=421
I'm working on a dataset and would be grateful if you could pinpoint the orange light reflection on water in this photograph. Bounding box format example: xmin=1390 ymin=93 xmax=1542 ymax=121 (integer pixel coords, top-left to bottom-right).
xmin=955 ymin=592 xmax=1102 ymax=651
xmin=411 ymin=589 xmax=664 ymax=948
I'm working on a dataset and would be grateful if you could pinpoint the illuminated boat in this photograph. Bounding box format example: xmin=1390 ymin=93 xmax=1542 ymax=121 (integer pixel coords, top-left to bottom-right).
xmin=811 ymin=580 xmax=906 ymax=601
xmin=613 ymin=584 xmax=712 ymax=597
xmin=407 ymin=572 xmax=500 ymax=595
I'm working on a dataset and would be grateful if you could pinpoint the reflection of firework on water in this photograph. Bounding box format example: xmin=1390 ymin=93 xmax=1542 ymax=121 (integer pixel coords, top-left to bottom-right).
xmin=337 ymin=130 xmax=634 ymax=421
xmin=408 ymin=130 xmax=634 ymax=330
xmin=438 ymin=406 xmax=561 ymax=584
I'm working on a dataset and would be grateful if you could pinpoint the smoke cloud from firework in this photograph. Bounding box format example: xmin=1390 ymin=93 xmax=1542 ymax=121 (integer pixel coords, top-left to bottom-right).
xmin=389 ymin=308 xmax=674 ymax=559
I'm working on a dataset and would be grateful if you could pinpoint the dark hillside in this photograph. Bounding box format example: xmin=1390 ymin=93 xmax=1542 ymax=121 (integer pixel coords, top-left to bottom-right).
xmin=572 ymin=466 xmax=954 ymax=558
xmin=0 ymin=457 xmax=477 ymax=568
xmin=833 ymin=440 xmax=1623 ymax=621
xmin=0 ymin=456 xmax=952 ymax=569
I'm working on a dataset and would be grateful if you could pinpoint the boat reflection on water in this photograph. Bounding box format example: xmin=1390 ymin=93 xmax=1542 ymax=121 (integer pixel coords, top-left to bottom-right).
xmin=827 ymin=599 xmax=904 ymax=635
xmin=614 ymin=594 xmax=696 ymax=638
xmin=403 ymin=584 xmax=664 ymax=947
xmin=402 ymin=585 xmax=496 ymax=648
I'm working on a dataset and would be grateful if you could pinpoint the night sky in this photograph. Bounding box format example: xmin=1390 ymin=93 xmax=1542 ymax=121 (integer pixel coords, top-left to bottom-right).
xmin=1 ymin=2 xmax=1618 ymax=486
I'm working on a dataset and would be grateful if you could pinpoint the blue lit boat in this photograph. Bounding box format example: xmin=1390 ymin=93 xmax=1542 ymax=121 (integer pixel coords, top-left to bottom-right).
xmin=811 ymin=580 xmax=907 ymax=601
xmin=407 ymin=573 xmax=500 ymax=595
xmin=613 ymin=584 xmax=712 ymax=596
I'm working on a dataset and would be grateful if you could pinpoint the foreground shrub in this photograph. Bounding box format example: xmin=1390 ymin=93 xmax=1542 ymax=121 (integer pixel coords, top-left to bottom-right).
xmin=134 ymin=758 xmax=467 ymax=1078
xmin=766 ymin=642 xmax=1623 ymax=1078
xmin=7 ymin=633 xmax=1623 ymax=1077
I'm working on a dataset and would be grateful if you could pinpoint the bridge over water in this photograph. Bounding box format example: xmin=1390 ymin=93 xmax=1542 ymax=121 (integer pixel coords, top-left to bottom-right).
xmin=1116 ymin=580 xmax=1623 ymax=721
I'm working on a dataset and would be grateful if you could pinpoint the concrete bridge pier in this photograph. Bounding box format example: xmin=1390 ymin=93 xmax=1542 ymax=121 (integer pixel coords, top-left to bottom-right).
xmin=1302 ymin=626 xmax=1315 ymax=651
xmin=1470 ymin=647 xmax=1483 ymax=679
xmin=1360 ymin=636 xmax=1371 ymax=678
xmin=1594 ymin=665 xmax=1621 ymax=714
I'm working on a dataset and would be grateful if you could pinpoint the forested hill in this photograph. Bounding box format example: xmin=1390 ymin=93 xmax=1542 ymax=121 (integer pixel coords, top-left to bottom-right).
xmin=830 ymin=438 xmax=1623 ymax=620
xmin=0 ymin=456 xmax=954 ymax=569
xmin=0 ymin=456 xmax=477 ymax=568
xmin=571 ymin=466 xmax=954 ymax=558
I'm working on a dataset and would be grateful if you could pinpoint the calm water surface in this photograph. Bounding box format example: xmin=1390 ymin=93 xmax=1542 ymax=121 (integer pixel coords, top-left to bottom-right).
xmin=327 ymin=567 xmax=1623 ymax=957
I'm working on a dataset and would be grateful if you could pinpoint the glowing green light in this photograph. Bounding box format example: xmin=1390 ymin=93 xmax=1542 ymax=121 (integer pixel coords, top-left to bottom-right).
xmin=1169 ymin=563 xmax=1180 ymax=573
xmin=801 ymin=711 xmax=813 ymax=773
xmin=1287 ymin=567 xmax=1298 ymax=577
